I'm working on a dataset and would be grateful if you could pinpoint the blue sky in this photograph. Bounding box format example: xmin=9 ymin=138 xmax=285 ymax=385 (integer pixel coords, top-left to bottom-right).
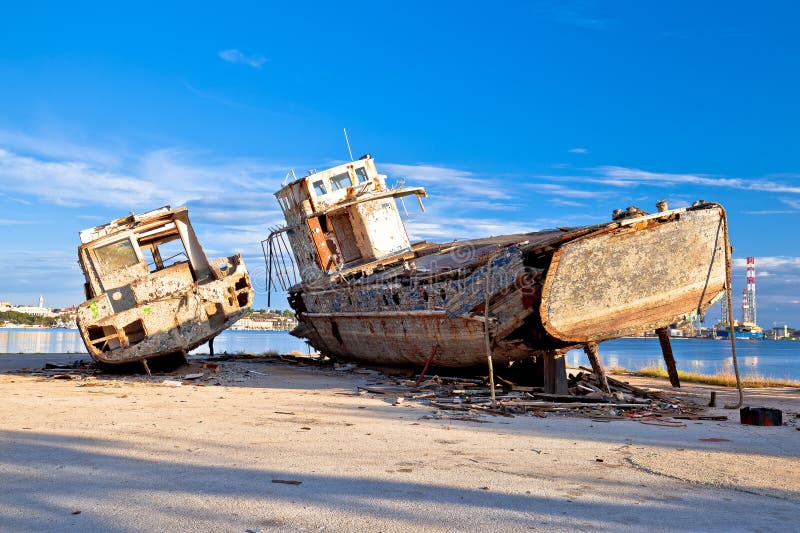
xmin=1 ymin=1 xmax=799 ymax=328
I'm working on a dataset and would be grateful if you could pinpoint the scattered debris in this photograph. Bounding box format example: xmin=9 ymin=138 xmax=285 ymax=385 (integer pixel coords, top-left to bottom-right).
xmin=271 ymin=479 xmax=302 ymax=485
xmin=349 ymin=365 xmax=706 ymax=422
xmin=161 ymin=379 xmax=183 ymax=387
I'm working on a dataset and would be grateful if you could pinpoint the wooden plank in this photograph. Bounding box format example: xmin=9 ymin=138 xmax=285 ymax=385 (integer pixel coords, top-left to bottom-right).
xmin=583 ymin=342 xmax=611 ymax=393
xmin=543 ymin=349 xmax=568 ymax=395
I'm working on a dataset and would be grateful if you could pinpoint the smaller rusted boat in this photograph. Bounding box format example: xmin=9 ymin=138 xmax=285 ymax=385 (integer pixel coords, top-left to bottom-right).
xmin=76 ymin=206 xmax=253 ymax=371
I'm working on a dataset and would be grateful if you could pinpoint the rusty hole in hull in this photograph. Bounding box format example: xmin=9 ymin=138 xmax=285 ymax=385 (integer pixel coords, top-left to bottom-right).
xmin=330 ymin=320 xmax=343 ymax=344
xmin=439 ymin=288 xmax=447 ymax=301
xmin=392 ymin=293 xmax=401 ymax=305
xmin=236 ymin=291 xmax=248 ymax=307
xmin=87 ymin=325 xmax=120 ymax=352
xmin=421 ymin=289 xmax=428 ymax=302
xmin=123 ymin=320 xmax=146 ymax=346
xmin=234 ymin=276 xmax=249 ymax=291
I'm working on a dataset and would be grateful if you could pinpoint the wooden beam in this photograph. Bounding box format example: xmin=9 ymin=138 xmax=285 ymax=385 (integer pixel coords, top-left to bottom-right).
xmin=656 ymin=327 xmax=681 ymax=388
xmin=583 ymin=342 xmax=610 ymax=393
xmin=543 ymin=349 xmax=568 ymax=395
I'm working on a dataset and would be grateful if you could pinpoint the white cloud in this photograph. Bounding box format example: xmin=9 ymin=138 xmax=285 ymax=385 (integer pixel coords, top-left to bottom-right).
xmin=549 ymin=198 xmax=586 ymax=207
xmin=0 ymin=148 xmax=162 ymax=207
xmin=527 ymin=182 xmax=604 ymax=199
xmin=405 ymin=216 xmax=535 ymax=241
xmin=0 ymin=128 xmax=121 ymax=167
xmin=536 ymin=3 xmax=611 ymax=29
xmin=779 ymin=197 xmax=800 ymax=209
xmin=0 ymin=145 xmax=286 ymax=209
xmin=743 ymin=209 xmax=796 ymax=215
xmin=382 ymin=163 xmax=512 ymax=200
xmin=218 ymin=49 xmax=267 ymax=69
xmin=593 ymin=166 xmax=800 ymax=194
xmin=732 ymin=256 xmax=800 ymax=269
xmin=568 ymin=147 xmax=588 ymax=154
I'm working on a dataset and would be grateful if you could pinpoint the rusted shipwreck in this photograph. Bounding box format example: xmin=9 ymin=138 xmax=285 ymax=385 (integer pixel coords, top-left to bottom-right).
xmin=76 ymin=206 xmax=254 ymax=371
xmin=265 ymin=155 xmax=728 ymax=390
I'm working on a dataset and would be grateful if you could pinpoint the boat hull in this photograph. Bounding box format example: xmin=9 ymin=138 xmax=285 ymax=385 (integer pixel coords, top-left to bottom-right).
xmin=295 ymin=311 xmax=530 ymax=367
xmin=289 ymin=204 xmax=729 ymax=368
xmin=77 ymin=257 xmax=253 ymax=364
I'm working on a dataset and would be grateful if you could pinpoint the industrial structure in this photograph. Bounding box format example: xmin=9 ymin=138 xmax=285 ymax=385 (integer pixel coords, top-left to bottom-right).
xmin=717 ymin=256 xmax=764 ymax=339
xmin=742 ymin=256 xmax=757 ymax=325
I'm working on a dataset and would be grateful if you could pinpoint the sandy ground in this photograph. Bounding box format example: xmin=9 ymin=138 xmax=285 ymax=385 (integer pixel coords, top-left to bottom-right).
xmin=0 ymin=355 xmax=798 ymax=533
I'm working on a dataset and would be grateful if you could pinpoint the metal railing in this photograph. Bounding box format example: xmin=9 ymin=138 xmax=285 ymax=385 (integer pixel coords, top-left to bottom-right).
xmin=261 ymin=225 xmax=299 ymax=306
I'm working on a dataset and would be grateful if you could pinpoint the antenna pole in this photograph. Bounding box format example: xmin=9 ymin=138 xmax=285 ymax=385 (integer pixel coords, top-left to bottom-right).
xmin=343 ymin=128 xmax=354 ymax=161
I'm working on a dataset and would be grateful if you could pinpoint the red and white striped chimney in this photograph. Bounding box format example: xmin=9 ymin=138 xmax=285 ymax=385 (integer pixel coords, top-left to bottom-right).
xmin=745 ymin=256 xmax=756 ymax=325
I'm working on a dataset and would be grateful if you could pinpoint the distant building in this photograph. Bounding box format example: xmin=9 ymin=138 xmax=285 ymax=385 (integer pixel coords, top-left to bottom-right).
xmin=10 ymin=305 xmax=57 ymax=318
xmin=231 ymin=313 xmax=298 ymax=331
xmin=0 ymin=298 xmax=58 ymax=318
xmin=769 ymin=324 xmax=790 ymax=340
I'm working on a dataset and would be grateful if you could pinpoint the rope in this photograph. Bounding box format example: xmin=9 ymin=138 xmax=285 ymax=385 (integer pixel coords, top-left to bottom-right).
xmin=720 ymin=206 xmax=745 ymax=409
xmin=484 ymin=256 xmax=496 ymax=405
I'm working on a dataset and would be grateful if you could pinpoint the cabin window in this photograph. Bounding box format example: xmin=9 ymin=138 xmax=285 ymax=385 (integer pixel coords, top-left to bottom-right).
xmin=94 ymin=239 xmax=139 ymax=274
xmin=355 ymin=167 xmax=369 ymax=183
xmin=141 ymin=236 xmax=189 ymax=273
xmin=277 ymin=196 xmax=289 ymax=213
xmin=312 ymin=180 xmax=328 ymax=196
xmin=330 ymin=172 xmax=353 ymax=191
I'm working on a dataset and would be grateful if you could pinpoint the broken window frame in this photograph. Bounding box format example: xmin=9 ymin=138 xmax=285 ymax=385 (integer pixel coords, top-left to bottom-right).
xmin=312 ymin=180 xmax=328 ymax=196
xmin=330 ymin=172 xmax=353 ymax=191
xmin=355 ymin=167 xmax=370 ymax=183
xmin=135 ymin=223 xmax=194 ymax=277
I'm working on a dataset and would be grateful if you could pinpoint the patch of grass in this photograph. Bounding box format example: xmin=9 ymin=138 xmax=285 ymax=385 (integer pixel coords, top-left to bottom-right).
xmin=631 ymin=366 xmax=800 ymax=388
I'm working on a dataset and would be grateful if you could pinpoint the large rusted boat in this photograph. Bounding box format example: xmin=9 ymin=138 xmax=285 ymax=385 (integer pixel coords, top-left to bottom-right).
xmin=265 ymin=155 xmax=728 ymax=388
xmin=76 ymin=206 xmax=253 ymax=371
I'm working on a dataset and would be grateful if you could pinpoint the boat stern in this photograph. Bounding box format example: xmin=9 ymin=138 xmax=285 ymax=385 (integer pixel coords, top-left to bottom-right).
xmin=540 ymin=204 xmax=728 ymax=343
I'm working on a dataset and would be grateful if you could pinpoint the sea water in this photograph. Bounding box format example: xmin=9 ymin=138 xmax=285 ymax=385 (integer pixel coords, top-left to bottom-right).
xmin=1 ymin=328 xmax=798 ymax=380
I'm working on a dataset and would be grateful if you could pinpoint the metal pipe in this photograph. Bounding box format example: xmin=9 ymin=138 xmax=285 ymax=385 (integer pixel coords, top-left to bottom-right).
xmin=276 ymin=230 xmax=296 ymax=286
